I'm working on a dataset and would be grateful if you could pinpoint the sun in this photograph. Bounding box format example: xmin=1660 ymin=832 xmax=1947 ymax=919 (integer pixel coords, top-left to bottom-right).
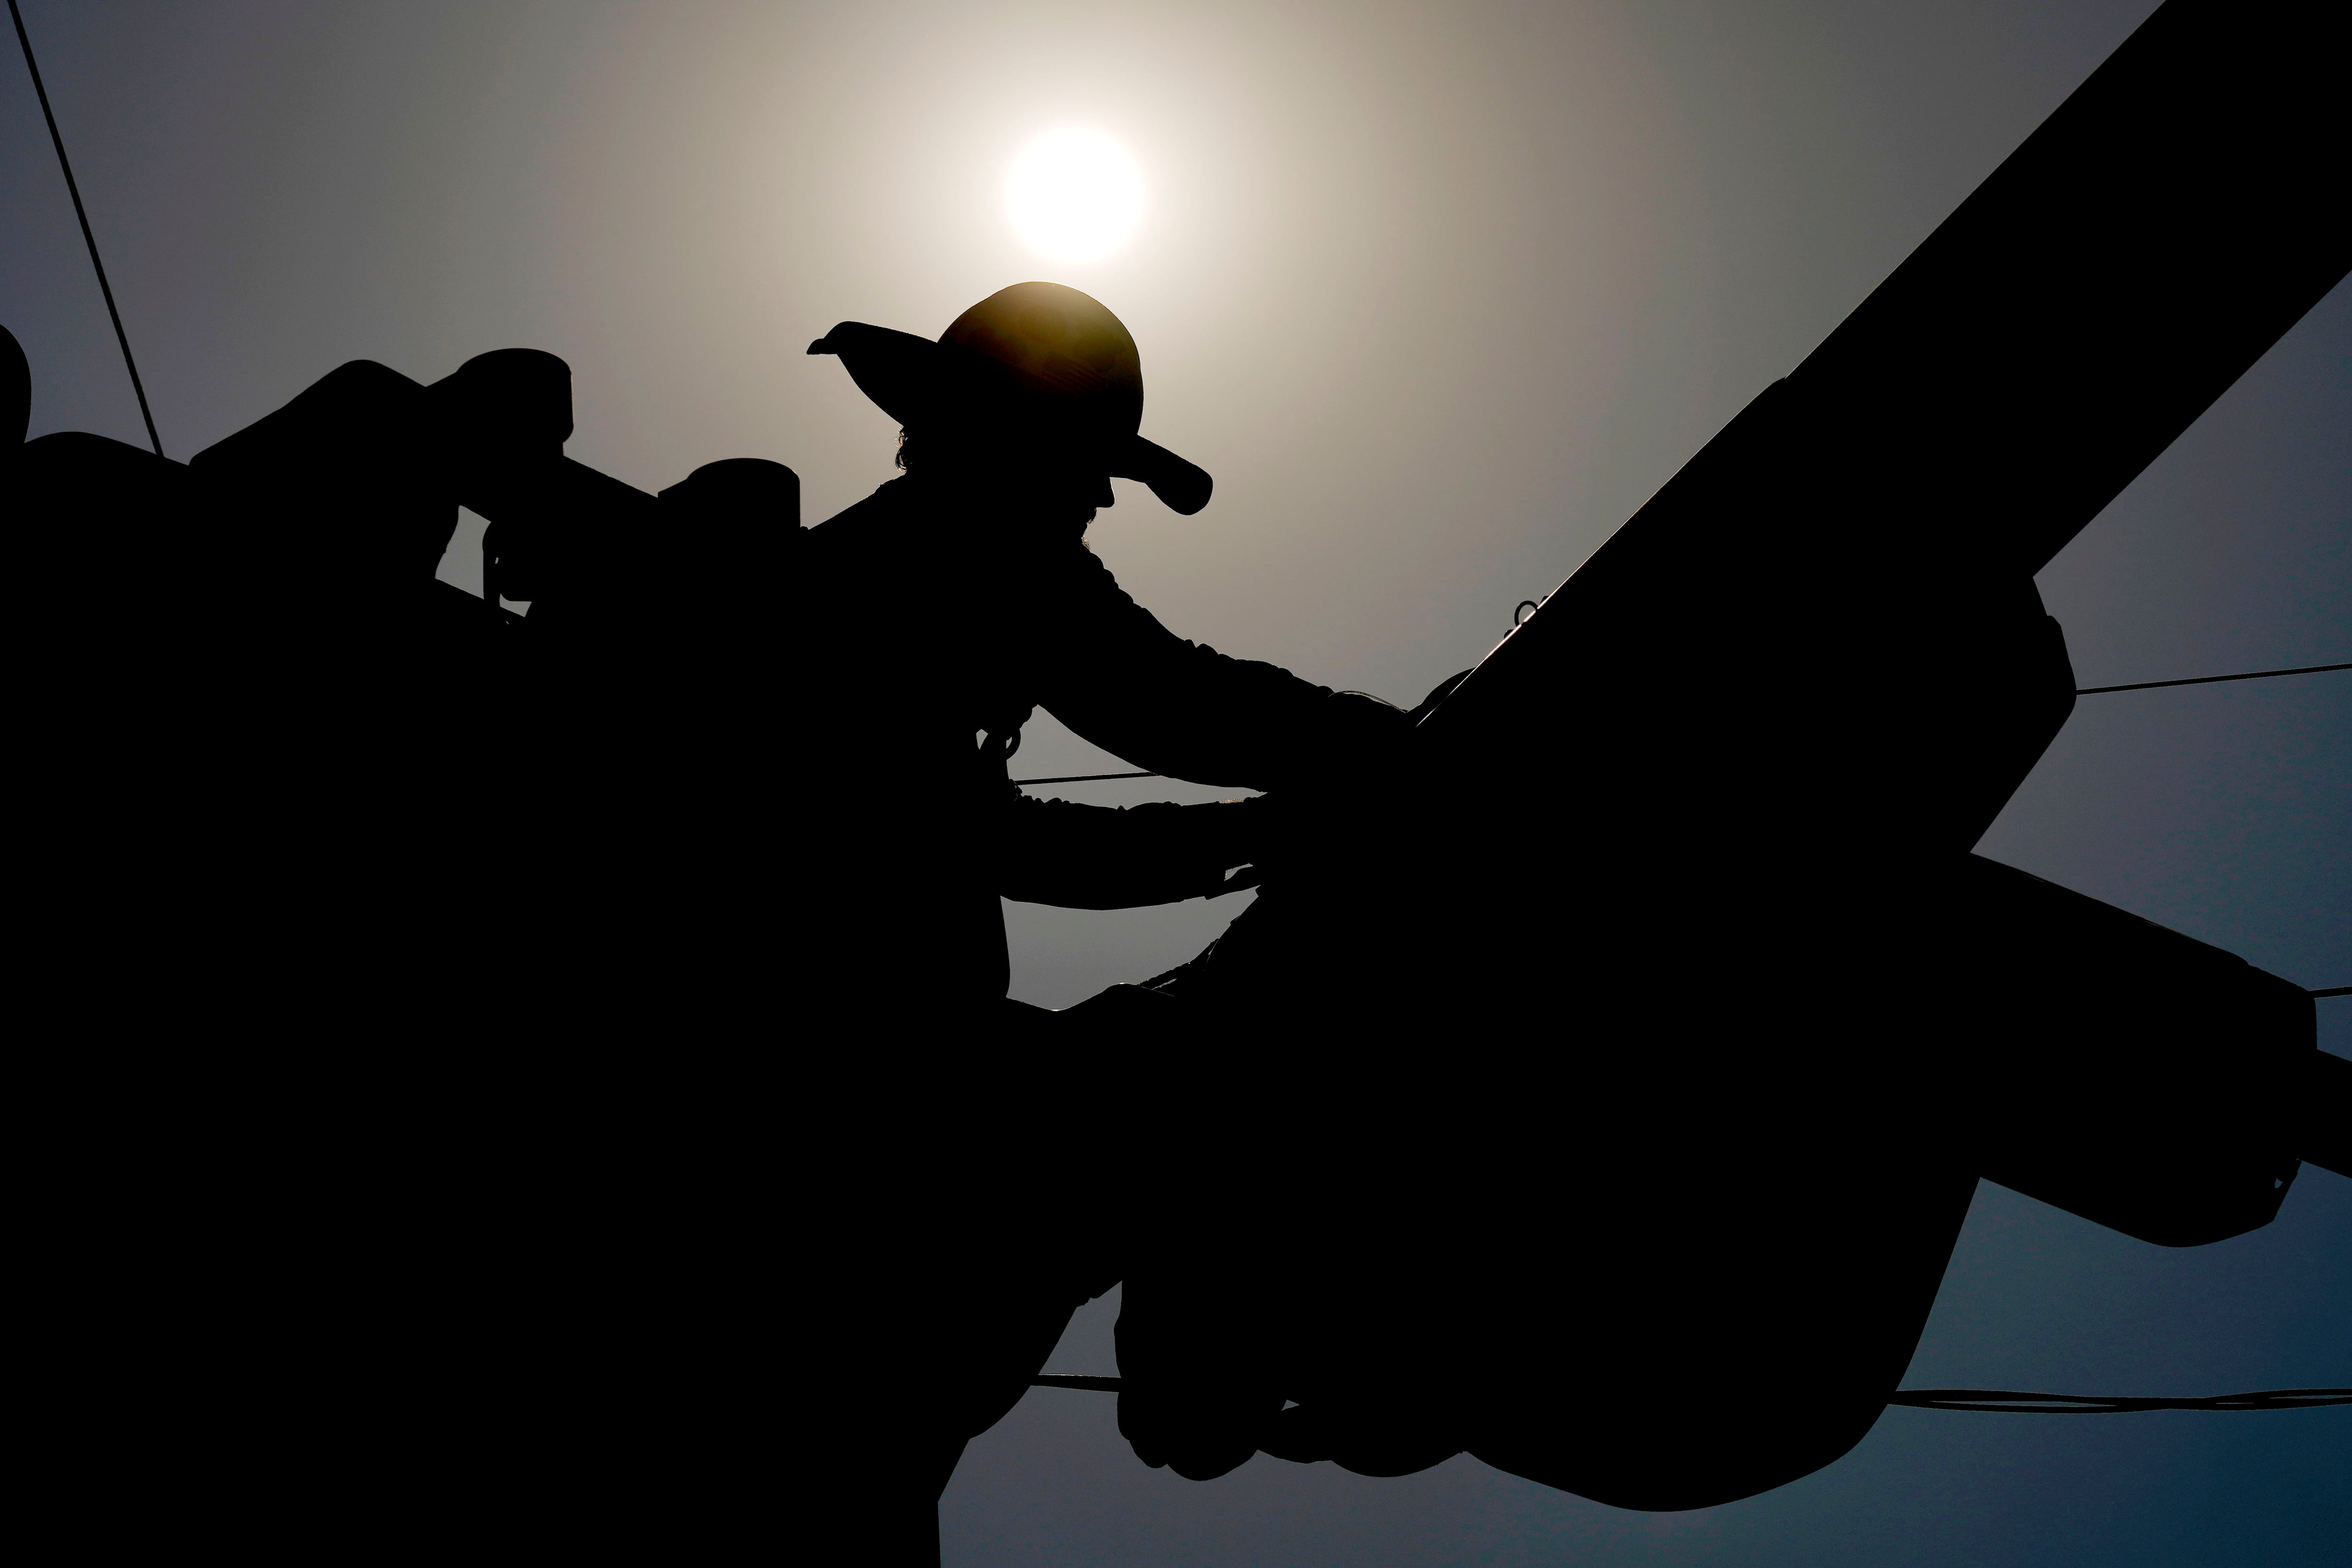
xmin=1006 ymin=129 xmax=1144 ymax=263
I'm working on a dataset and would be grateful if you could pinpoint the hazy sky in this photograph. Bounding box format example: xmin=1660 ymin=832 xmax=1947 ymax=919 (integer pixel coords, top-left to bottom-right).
xmin=6 ymin=3 xmax=2343 ymax=1563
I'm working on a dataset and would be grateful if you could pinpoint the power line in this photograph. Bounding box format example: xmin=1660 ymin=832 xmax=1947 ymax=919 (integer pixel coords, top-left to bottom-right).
xmin=1011 ymin=771 xmax=1160 ymax=787
xmin=1009 ymin=661 xmax=2347 ymax=788
xmin=1887 ymin=1388 xmax=2350 ymax=1414
xmin=10 ymin=0 xmax=163 ymax=458
xmin=1028 ymin=1375 xmax=2349 ymax=1415
xmin=2076 ymin=660 xmax=2348 ymax=695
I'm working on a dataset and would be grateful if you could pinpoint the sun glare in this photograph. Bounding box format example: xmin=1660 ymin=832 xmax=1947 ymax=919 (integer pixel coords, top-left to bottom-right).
xmin=1007 ymin=129 xmax=1144 ymax=263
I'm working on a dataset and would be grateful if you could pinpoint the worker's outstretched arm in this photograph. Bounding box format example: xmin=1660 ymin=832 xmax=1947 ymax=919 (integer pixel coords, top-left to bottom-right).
xmin=1027 ymin=549 xmax=1409 ymax=793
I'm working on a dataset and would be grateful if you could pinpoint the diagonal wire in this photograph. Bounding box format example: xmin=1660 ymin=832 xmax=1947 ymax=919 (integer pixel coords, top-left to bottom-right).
xmin=1031 ymin=1374 xmax=1124 ymax=1393
xmin=1012 ymin=771 xmax=1161 ymax=787
xmin=1009 ymin=662 xmax=2348 ymax=788
xmin=9 ymin=0 xmax=163 ymax=457
xmin=2076 ymin=661 xmax=2348 ymax=695
xmin=1886 ymin=1387 xmax=2350 ymax=1414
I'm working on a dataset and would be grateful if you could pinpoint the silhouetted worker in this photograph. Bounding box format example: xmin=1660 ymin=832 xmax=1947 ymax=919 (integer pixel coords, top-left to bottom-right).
xmin=798 ymin=283 xmax=1407 ymax=1004
xmin=788 ymin=281 xmax=1409 ymax=1562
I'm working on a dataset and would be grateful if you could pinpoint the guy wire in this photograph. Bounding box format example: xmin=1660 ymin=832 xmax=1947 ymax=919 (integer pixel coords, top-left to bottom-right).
xmin=10 ymin=0 xmax=164 ymax=457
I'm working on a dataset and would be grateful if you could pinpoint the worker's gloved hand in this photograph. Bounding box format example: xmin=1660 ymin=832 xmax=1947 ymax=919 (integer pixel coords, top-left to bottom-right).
xmin=1311 ymin=688 xmax=1416 ymax=781
xmin=998 ymin=795 xmax=1270 ymax=908
xmin=1226 ymin=787 xmax=1383 ymax=884
xmin=1240 ymin=670 xmax=1467 ymax=881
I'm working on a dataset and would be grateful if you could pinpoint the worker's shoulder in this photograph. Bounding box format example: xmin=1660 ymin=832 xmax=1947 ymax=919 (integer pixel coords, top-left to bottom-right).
xmin=803 ymin=477 xmax=915 ymax=552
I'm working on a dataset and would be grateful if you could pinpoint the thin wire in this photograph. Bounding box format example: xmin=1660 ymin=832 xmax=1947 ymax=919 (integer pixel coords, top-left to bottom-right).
xmin=10 ymin=0 xmax=163 ymax=458
xmin=2312 ymin=986 xmax=2350 ymax=1000
xmin=1887 ymin=1388 xmax=2349 ymax=1415
xmin=1028 ymin=1375 xmax=2351 ymax=1415
xmin=1013 ymin=770 xmax=1160 ymax=787
xmin=1008 ymin=662 xmax=2348 ymax=789
xmin=1031 ymin=1374 xmax=1124 ymax=1393
xmin=2076 ymin=661 xmax=2346 ymax=695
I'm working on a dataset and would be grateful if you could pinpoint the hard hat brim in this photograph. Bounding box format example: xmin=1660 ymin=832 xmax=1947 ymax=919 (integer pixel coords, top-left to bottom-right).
xmin=810 ymin=322 xmax=1211 ymax=516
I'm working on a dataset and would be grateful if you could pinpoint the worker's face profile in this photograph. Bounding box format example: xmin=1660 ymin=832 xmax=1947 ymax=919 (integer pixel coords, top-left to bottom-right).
xmin=924 ymin=407 xmax=1119 ymax=523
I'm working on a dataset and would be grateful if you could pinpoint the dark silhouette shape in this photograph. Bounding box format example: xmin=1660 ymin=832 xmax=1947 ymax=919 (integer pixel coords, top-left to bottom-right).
xmin=793 ymin=280 xmax=1405 ymax=1018
xmin=11 ymin=333 xmax=823 ymax=1555
xmin=2 ymin=323 xmax=27 ymax=446
xmin=781 ymin=282 xmax=1412 ymax=1559
xmin=809 ymin=285 xmax=1213 ymax=516
xmin=9 ymin=1 xmax=2347 ymax=1560
xmin=12 ymin=277 xmax=1316 ymax=1558
xmin=1103 ymin=0 xmax=2350 ymax=1516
